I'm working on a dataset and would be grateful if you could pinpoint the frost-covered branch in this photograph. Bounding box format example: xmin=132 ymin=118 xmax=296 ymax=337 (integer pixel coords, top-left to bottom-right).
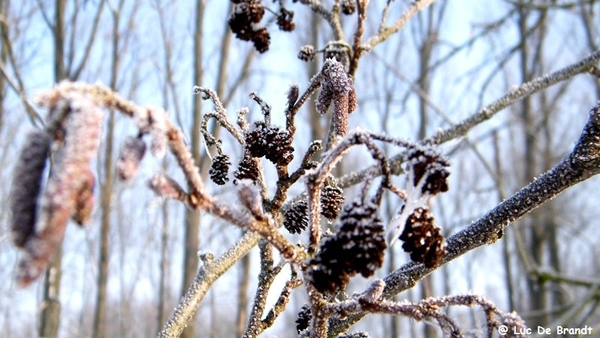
xmin=327 ymin=103 xmax=600 ymax=336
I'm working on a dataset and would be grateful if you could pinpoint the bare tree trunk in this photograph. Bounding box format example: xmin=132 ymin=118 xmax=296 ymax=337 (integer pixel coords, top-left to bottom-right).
xmin=39 ymin=1 xmax=67 ymax=336
xmin=158 ymin=194 xmax=170 ymax=332
xmin=181 ymin=2 xmax=205 ymax=338
xmin=414 ymin=4 xmax=446 ymax=336
xmin=236 ymin=240 xmax=251 ymax=337
xmin=92 ymin=2 xmax=123 ymax=336
xmin=39 ymin=247 xmax=63 ymax=338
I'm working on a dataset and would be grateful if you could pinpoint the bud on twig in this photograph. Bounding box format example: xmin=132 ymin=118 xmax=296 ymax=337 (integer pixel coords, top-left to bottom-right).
xmin=117 ymin=135 xmax=147 ymax=181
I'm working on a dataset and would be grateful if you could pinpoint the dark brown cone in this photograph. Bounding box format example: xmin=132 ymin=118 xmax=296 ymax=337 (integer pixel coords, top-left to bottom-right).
xmin=283 ymin=198 xmax=308 ymax=234
xmin=407 ymin=148 xmax=450 ymax=195
xmin=276 ymin=8 xmax=295 ymax=31
xmin=10 ymin=130 xmax=51 ymax=247
xmin=399 ymin=207 xmax=446 ymax=268
xmin=265 ymin=128 xmax=294 ymax=166
xmin=234 ymin=152 xmax=260 ymax=184
xmin=296 ymin=304 xmax=312 ymax=333
xmin=245 ymin=121 xmax=268 ymax=158
xmin=307 ymin=200 xmax=386 ymax=294
xmin=209 ymin=154 xmax=231 ymax=185
xmin=341 ymin=0 xmax=356 ymax=15
xmin=320 ymin=184 xmax=344 ymax=221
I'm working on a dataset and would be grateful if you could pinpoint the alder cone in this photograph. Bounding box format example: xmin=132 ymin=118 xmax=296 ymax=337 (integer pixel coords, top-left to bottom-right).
xmin=209 ymin=154 xmax=231 ymax=185
xmin=307 ymin=200 xmax=387 ymax=294
xmin=245 ymin=122 xmax=294 ymax=166
xmin=283 ymin=198 xmax=309 ymax=234
xmin=234 ymin=153 xmax=260 ymax=184
xmin=400 ymin=207 xmax=446 ymax=268
xmin=320 ymin=184 xmax=344 ymax=221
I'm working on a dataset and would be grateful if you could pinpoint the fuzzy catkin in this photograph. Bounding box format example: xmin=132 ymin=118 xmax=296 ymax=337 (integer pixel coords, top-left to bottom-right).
xmin=10 ymin=130 xmax=51 ymax=247
xmin=17 ymin=96 xmax=104 ymax=286
xmin=117 ymin=136 xmax=147 ymax=181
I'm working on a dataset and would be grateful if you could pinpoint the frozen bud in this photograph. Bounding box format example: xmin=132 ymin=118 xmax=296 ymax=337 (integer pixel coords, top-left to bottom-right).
xmin=148 ymin=108 xmax=169 ymax=158
xmin=148 ymin=173 xmax=185 ymax=200
xmin=287 ymin=84 xmax=299 ymax=107
xmin=399 ymin=207 xmax=446 ymax=268
xmin=117 ymin=136 xmax=147 ymax=181
xmin=237 ymin=179 xmax=263 ymax=219
xmin=72 ymin=169 xmax=95 ymax=226
xmin=320 ymin=183 xmax=344 ymax=221
xmin=298 ymin=45 xmax=315 ymax=62
xmin=283 ymin=198 xmax=309 ymax=234
xmin=10 ymin=130 xmax=51 ymax=247
xmin=209 ymin=154 xmax=231 ymax=185
xmin=320 ymin=59 xmax=356 ymax=137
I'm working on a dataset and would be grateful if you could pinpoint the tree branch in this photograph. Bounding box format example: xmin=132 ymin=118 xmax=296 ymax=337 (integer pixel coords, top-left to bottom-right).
xmin=328 ymin=103 xmax=600 ymax=336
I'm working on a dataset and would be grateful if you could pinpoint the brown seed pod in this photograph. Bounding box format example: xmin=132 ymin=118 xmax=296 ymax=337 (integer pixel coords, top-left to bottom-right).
xmin=209 ymin=154 xmax=231 ymax=185
xmin=399 ymin=207 xmax=446 ymax=268
xmin=283 ymin=198 xmax=309 ymax=234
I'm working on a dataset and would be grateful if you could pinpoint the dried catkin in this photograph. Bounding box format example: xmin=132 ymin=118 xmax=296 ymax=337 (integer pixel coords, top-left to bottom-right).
xmin=17 ymin=96 xmax=104 ymax=286
xmin=10 ymin=130 xmax=51 ymax=247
